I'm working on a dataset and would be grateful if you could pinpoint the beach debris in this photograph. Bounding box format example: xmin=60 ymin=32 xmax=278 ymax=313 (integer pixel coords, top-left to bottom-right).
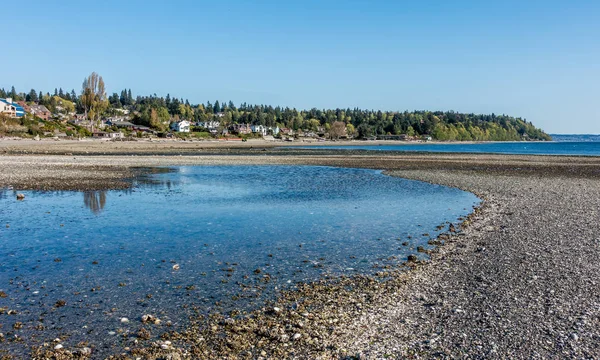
xmin=16 ymin=193 xmax=25 ymax=200
xmin=137 ymin=327 xmax=151 ymax=340
xmin=141 ymin=314 xmax=160 ymax=324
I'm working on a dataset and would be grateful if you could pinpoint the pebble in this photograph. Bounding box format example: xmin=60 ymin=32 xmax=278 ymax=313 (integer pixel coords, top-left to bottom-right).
xmin=54 ymin=344 xmax=63 ymax=350
xmin=121 ymin=317 xmax=129 ymax=323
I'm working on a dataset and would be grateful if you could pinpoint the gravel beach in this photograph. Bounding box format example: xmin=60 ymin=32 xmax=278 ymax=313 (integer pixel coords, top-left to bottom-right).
xmin=1 ymin=140 xmax=599 ymax=359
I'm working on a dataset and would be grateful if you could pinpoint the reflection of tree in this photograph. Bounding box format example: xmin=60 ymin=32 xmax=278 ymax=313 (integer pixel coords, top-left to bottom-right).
xmin=83 ymin=191 xmax=107 ymax=214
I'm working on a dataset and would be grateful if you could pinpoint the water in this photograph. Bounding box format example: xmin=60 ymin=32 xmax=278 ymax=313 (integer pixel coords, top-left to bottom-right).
xmin=0 ymin=165 xmax=479 ymax=356
xmin=290 ymin=138 xmax=600 ymax=156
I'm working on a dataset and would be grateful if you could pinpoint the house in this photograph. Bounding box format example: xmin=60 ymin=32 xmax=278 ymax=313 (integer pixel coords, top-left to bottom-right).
xmin=281 ymin=128 xmax=294 ymax=136
xmin=107 ymin=120 xmax=136 ymax=129
xmin=268 ymin=126 xmax=280 ymax=135
xmin=29 ymin=105 xmax=51 ymax=121
xmin=251 ymin=124 xmax=267 ymax=136
xmin=0 ymin=98 xmax=25 ymax=117
xmin=231 ymin=123 xmax=251 ymax=135
xmin=170 ymin=120 xmax=190 ymax=133
xmin=196 ymin=120 xmax=220 ymax=130
xmin=0 ymin=100 xmax=17 ymax=117
xmin=92 ymin=131 xmax=124 ymax=139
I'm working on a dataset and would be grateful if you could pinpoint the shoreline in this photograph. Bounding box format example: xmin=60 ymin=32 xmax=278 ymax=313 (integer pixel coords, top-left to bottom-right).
xmin=1 ymin=145 xmax=600 ymax=358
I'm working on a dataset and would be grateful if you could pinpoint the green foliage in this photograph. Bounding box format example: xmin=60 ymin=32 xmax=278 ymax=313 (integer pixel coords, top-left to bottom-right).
xmin=4 ymin=80 xmax=550 ymax=141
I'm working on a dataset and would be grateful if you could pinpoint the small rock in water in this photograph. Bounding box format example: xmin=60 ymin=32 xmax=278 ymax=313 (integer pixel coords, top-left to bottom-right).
xmin=407 ymin=255 xmax=418 ymax=262
xmin=16 ymin=193 xmax=25 ymax=200
xmin=172 ymin=264 xmax=180 ymax=270
xmin=54 ymin=344 xmax=63 ymax=350
xmin=121 ymin=317 xmax=129 ymax=323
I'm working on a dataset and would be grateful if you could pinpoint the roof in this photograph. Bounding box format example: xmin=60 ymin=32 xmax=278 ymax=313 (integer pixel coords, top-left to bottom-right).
xmin=30 ymin=105 xmax=50 ymax=113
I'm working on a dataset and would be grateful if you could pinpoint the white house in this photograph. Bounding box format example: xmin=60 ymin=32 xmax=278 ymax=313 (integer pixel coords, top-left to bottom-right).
xmin=251 ymin=124 xmax=267 ymax=136
xmin=268 ymin=126 xmax=280 ymax=135
xmin=196 ymin=120 xmax=220 ymax=130
xmin=171 ymin=120 xmax=190 ymax=133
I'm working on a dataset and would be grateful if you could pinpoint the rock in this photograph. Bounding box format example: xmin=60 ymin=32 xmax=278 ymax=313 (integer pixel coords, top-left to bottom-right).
xmin=172 ymin=264 xmax=180 ymax=270
xmin=273 ymin=307 xmax=282 ymax=314
xmin=54 ymin=344 xmax=63 ymax=350
xmin=293 ymin=333 xmax=302 ymax=341
xmin=16 ymin=193 xmax=25 ymax=200
xmin=141 ymin=314 xmax=160 ymax=324
xmin=121 ymin=317 xmax=129 ymax=323
xmin=407 ymin=254 xmax=418 ymax=262
xmin=571 ymin=333 xmax=579 ymax=341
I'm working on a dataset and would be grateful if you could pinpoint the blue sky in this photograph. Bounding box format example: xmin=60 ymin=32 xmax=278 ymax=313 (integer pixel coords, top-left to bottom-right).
xmin=2 ymin=0 xmax=599 ymax=133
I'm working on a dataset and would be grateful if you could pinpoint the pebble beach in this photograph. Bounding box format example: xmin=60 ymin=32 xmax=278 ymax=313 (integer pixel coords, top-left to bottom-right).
xmin=1 ymin=140 xmax=599 ymax=359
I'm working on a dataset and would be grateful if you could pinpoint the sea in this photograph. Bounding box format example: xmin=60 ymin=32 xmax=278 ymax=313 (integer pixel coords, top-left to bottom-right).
xmin=290 ymin=134 xmax=600 ymax=156
xmin=0 ymin=165 xmax=479 ymax=357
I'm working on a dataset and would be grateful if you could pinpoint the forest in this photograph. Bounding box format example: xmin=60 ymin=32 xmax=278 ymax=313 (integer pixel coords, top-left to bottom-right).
xmin=1 ymin=78 xmax=550 ymax=141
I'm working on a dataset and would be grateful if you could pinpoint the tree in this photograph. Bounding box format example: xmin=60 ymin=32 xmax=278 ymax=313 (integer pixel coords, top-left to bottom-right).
xmin=27 ymin=89 xmax=38 ymax=103
xmin=59 ymin=88 xmax=64 ymax=98
xmin=329 ymin=121 xmax=346 ymax=139
xmin=10 ymin=86 xmax=17 ymax=99
xmin=81 ymin=72 xmax=108 ymax=130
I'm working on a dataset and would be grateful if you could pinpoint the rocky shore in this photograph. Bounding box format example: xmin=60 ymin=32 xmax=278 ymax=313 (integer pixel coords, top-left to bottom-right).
xmin=1 ymin=143 xmax=599 ymax=359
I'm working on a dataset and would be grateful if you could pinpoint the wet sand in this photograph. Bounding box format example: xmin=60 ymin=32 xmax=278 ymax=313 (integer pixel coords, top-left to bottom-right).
xmin=1 ymin=141 xmax=599 ymax=359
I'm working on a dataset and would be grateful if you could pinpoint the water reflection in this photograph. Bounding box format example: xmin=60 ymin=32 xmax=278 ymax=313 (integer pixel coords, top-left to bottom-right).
xmin=83 ymin=191 xmax=107 ymax=214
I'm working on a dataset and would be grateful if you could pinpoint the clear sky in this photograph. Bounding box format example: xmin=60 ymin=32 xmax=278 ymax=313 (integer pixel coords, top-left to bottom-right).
xmin=2 ymin=0 xmax=598 ymax=133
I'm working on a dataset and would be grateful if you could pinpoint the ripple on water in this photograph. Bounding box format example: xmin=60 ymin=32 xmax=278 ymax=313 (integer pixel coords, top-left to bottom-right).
xmin=0 ymin=165 xmax=479 ymax=357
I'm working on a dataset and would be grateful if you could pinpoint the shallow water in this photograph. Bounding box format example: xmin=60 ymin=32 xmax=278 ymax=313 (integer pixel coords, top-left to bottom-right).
xmin=290 ymin=140 xmax=600 ymax=156
xmin=0 ymin=165 xmax=479 ymax=356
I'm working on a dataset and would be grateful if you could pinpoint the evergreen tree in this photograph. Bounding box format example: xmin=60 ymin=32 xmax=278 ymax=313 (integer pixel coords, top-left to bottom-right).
xmin=10 ymin=86 xmax=17 ymax=99
xmin=54 ymin=88 xmax=58 ymax=96
xmin=214 ymin=100 xmax=221 ymax=113
xmin=28 ymin=89 xmax=38 ymax=102
xmin=59 ymin=88 xmax=64 ymax=98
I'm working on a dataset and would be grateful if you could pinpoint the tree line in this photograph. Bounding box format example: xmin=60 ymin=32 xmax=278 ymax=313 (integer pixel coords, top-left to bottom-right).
xmin=1 ymin=72 xmax=551 ymax=141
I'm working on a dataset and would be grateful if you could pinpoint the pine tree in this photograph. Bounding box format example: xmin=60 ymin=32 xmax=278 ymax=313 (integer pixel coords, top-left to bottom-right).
xmin=39 ymin=91 xmax=43 ymax=101
xmin=10 ymin=86 xmax=17 ymax=99
xmin=59 ymin=88 xmax=64 ymax=98
xmin=28 ymin=89 xmax=38 ymax=102
xmin=54 ymin=88 xmax=58 ymax=96
xmin=71 ymin=89 xmax=77 ymax=101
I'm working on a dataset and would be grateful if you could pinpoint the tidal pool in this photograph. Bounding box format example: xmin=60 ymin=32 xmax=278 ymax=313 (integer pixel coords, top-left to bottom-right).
xmin=0 ymin=165 xmax=479 ymax=357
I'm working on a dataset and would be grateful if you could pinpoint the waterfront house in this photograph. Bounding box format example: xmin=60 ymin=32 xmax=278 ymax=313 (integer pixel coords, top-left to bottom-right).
xmin=29 ymin=105 xmax=51 ymax=121
xmin=281 ymin=128 xmax=294 ymax=136
xmin=231 ymin=123 xmax=251 ymax=135
xmin=170 ymin=120 xmax=191 ymax=133
xmin=0 ymin=98 xmax=25 ymax=117
xmin=268 ymin=126 xmax=280 ymax=135
xmin=92 ymin=131 xmax=124 ymax=139
xmin=251 ymin=124 xmax=267 ymax=136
